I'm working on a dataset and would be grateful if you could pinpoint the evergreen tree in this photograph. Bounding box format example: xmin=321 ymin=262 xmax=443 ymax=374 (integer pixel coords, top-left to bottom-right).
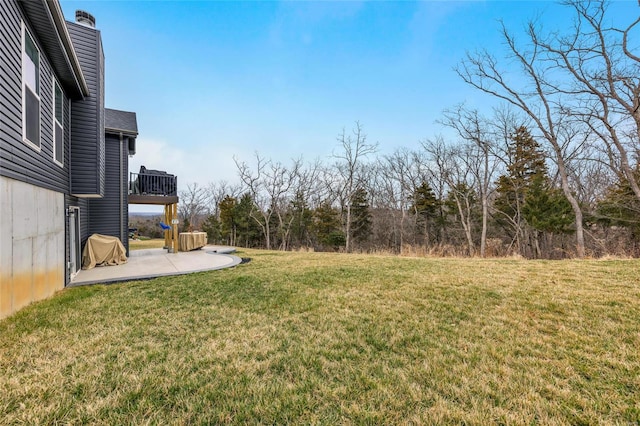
xmin=350 ymin=187 xmax=372 ymax=246
xmin=494 ymin=126 xmax=573 ymax=258
xmin=313 ymin=200 xmax=345 ymax=251
xmin=201 ymin=214 xmax=221 ymax=244
xmin=522 ymin=173 xmax=573 ymax=257
xmin=289 ymin=190 xmax=313 ymax=248
xmin=410 ymin=181 xmax=439 ymax=245
xmin=597 ymin=166 xmax=640 ymax=241
xmin=219 ymin=195 xmax=238 ymax=245
xmin=494 ymin=126 xmax=546 ymax=227
xmin=522 ymin=175 xmax=573 ymax=234
xmin=235 ymin=193 xmax=262 ymax=248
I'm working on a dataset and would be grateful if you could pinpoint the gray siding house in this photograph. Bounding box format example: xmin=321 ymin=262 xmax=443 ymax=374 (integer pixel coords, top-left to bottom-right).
xmin=0 ymin=0 xmax=138 ymax=318
xmin=87 ymin=109 xmax=138 ymax=254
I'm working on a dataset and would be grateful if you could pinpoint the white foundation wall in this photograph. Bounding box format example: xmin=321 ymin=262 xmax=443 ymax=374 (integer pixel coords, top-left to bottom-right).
xmin=1 ymin=176 xmax=65 ymax=319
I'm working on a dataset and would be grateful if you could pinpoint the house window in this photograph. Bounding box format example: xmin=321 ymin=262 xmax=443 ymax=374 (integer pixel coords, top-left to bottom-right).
xmin=22 ymin=24 xmax=40 ymax=149
xmin=53 ymin=81 xmax=63 ymax=165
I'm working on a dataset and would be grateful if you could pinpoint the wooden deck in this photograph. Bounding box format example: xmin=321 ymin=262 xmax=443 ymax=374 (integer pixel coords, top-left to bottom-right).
xmin=128 ymin=194 xmax=179 ymax=205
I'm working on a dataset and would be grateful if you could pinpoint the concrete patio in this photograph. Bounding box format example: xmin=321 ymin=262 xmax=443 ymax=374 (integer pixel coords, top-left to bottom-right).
xmin=69 ymin=245 xmax=242 ymax=287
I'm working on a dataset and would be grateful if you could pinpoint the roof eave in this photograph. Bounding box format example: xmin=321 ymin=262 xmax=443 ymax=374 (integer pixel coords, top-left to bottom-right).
xmin=20 ymin=0 xmax=89 ymax=99
xmin=105 ymin=127 xmax=139 ymax=137
xmin=45 ymin=0 xmax=89 ymax=98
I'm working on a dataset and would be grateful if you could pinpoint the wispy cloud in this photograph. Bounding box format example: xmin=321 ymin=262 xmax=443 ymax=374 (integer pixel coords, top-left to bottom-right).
xmin=129 ymin=137 xmax=252 ymax=192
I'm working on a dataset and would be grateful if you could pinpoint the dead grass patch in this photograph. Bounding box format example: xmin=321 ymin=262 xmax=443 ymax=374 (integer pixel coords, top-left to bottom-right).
xmin=129 ymin=238 xmax=166 ymax=251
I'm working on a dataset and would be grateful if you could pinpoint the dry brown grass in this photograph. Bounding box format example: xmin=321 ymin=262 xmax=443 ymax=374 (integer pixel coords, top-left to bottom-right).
xmin=1 ymin=250 xmax=639 ymax=424
xmin=129 ymin=238 xmax=166 ymax=251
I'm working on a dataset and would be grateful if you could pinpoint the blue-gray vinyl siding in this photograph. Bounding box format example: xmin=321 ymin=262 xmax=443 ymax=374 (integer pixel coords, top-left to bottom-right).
xmin=2 ymin=1 xmax=134 ymax=285
xmin=0 ymin=0 xmax=72 ymax=193
xmin=87 ymin=134 xmax=129 ymax=252
xmin=67 ymin=21 xmax=105 ymax=197
xmin=0 ymin=0 xmax=83 ymax=286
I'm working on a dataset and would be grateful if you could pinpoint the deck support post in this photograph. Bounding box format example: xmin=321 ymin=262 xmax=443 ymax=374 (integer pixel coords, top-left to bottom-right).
xmin=163 ymin=204 xmax=171 ymax=249
xmin=162 ymin=202 xmax=179 ymax=253
xmin=171 ymin=202 xmax=178 ymax=253
xmin=163 ymin=202 xmax=176 ymax=253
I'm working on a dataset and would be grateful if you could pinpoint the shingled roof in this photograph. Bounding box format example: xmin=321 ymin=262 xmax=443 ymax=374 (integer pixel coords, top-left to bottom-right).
xmin=105 ymin=108 xmax=138 ymax=135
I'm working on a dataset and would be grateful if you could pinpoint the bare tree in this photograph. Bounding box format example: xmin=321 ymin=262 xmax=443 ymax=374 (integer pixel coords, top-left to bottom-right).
xmin=487 ymin=107 xmax=528 ymax=254
xmin=441 ymin=106 xmax=501 ymax=257
xmin=422 ymin=137 xmax=477 ymax=256
xmin=281 ymin=159 xmax=322 ymax=249
xmin=206 ymin=180 xmax=242 ymax=219
xmin=457 ymin=1 xmax=640 ymax=258
xmin=571 ymin=143 xmax=617 ymax=210
xmin=375 ymin=148 xmax=433 ymax=251
xmin=292 ymin=158 xmax=324 ymax=211
xmin=368 ymin=160 xmax=403 ymax=251
xmin=178 ymin=182 xmax=210 ymax=230
xmin=457 ymin=22 xmax=587 ymax=257
xmin=536 ymin=1 xmax=640 ymax=202
xmin=332 ymin=122 xmax=378 ymax=252
xmin=235 ymin=153 xmax=301 ymax=250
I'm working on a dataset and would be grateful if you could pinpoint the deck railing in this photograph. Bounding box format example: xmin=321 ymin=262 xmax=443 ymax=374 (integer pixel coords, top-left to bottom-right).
xmin=129 ymin=171 xmax=178 ymax=197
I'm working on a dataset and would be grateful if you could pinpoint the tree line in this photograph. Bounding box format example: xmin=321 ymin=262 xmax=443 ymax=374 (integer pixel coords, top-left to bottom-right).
xmin=179 ymin=1 xmax=640 ymax=259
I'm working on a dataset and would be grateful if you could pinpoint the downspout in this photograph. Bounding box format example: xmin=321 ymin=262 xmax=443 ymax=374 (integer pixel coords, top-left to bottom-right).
xmin=120 ymin=132 xmax=125 ymax=255
xmin=67 ymin=99 xmax=72 ymax=286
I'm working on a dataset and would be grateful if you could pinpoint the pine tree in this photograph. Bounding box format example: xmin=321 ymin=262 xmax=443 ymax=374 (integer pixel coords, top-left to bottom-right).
xmin=350 ymin=187 xmax=372 ymax=247
xmin=410 ymin=181 xmax=439 ymax=246
xmin=219 ymin=195 xmax=237 ymax=245
xmin=289 ymin=190 xmax=313 ymax=248
xmin=522 ymin=173 xmax=573 ymax=257
xmin=201 ymin=214 xmax=221 ymax=244
xmin=494 ymin=126 xmax=546 ymax=228
xmin=597 ymin=166 xmax=640 ymax=243
xmin=494 ymin=126 xmax=573 ymax=258
xmin=313 ymin=200 xmax=345 ymax=251
xmin=234 ymin=193 xmax=262 ymax=248
xmin=522 ymin=175 xmax=573 ymax=234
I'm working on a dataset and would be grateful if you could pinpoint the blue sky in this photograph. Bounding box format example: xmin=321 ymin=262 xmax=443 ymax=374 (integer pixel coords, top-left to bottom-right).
xmin=59 ymin=1 xmax=635 ymax=212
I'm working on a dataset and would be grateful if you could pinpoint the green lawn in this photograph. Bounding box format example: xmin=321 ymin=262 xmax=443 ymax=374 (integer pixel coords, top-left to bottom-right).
xmin=1 ymin=250 xmax=639 ymax=424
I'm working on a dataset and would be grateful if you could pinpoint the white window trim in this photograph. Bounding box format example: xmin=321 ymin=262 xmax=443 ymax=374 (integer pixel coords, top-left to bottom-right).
xmin=68 ymin=206 xmax=81 ymax=279
xmin=21 ymin=21 xmax=41 ymax=151
xmin=53 ymin=78 xmax=64 ymax=167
